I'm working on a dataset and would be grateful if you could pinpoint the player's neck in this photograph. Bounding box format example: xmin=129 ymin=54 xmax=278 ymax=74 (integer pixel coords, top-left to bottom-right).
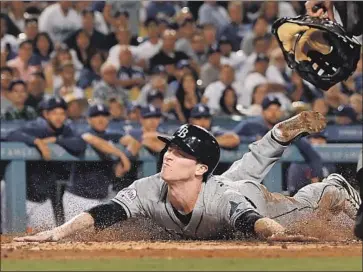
xmin=167 ymin=180 xmax=202 ymax=214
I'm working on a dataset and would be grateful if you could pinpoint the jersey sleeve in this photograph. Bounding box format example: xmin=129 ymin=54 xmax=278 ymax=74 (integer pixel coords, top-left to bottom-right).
xmin=111 ymin=183 xmax=143 ymax=218
xmin=217 ymin=187 xmax=259 ymax=228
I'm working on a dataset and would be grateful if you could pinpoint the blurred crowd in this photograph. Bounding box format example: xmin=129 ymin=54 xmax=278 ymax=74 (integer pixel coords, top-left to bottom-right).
xmin=0 ymin=0 xmax=362 ymax=213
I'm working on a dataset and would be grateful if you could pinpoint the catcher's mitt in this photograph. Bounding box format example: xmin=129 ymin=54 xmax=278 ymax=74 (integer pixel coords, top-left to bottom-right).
xmin=272 ymin=15 xmax=361 ymax=90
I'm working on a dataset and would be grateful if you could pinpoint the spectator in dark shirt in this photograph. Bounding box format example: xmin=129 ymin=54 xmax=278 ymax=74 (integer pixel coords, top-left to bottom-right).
xmin=2 ymin=79 xmax=37 ymax=121
xmin=220 ymin=1 xmax=252 ymax=51
xmin=0 ymin=66 xmax=13 ymax=114
xmin=32 ymin=32 xmax=54 ymax=68
xmin=146 ymin=1 xmax=176 ymax=20
xmin=77 ymin=51 xmax=104 ymax=89
xmin=69 ymin=30 xmax=97 ymax=69
xmin=64 ymin=9 xmax=109 ymax=52
xmin=189 ymin=103 xmax=240 ymax=150
xmin=149 ymin=29 xmax=189 ymax=73
xmin=218 ymin=86 xmax=241 ymax=116
xmin=25 ymin=72 xmax=47 ymax=113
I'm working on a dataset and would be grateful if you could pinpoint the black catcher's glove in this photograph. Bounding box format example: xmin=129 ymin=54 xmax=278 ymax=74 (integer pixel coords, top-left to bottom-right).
xmin=272 ymin=15 xmax=361 ymax=90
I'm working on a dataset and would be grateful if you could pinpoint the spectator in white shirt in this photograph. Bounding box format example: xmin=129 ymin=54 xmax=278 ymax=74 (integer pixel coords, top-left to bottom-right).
xmin=202 ymin=64 xmax=244 ymax=114
xmin=198 ymin=1 xmax=230 ymax=36
xmin=175 ymin=18 xmax=196 ymax=58
xmin=241 ymin=16 xmax=269 ymax=56
xmin=202 ymin=23 xmax=218 ymax=48
xmin=133 ymin=18 xmax=162 ymax=64
xmin=219 ymin=36 xmax=246 ymax=76
xmin=243 ymin=53 xmax=288 ymax=108
xmin=74 ymin=1 xmax=109 ymax=35
xmin=107 ymin=27 xmax=137 ymax=70
xmin=189 ymin=33 xmax=208 ymax=66
xmin=38 ymin=1 xmax=82 ymax=44
xmin=8 ymin=1 xmax=26 ymax=32
xmin=200 ymin=45 xmax=221 ymax=89
xmin=55 ymin=61 xmax=84 ymax=98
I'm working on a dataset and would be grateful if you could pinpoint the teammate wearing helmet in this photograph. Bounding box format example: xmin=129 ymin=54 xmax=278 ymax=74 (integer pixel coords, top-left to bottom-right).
xmin=14 ymin=111 xmax=361 ymax=242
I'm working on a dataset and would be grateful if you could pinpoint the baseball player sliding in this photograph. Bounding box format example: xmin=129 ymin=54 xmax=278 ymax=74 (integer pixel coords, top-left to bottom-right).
xmin=14 ymin=111 xmax=361 ymax=242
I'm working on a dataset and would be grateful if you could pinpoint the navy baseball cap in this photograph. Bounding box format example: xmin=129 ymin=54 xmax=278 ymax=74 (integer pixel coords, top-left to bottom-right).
xmin=190 ymin=103 xmax=212 ymax=118
xmin=44 ymin=96 xmax=68 ymax=111
xmin=336 ymin=105 xmax=357 ymax=121
xmin=219 ymin=36 xmax=232 ymax=46
xmin=87 ymin=104 xmax=110 ymax=117
xmin=262 ymin=96 xmax=281 ymax=110
xmin=176 ymin=59 xmax=191 ymax=69
xmin=255 ymin=53 xmax=270 ymax=63
xmin=140 ymin=105 xmax=162 ymax=118
xmin=147 ymin=90 xmax=164 ymax=103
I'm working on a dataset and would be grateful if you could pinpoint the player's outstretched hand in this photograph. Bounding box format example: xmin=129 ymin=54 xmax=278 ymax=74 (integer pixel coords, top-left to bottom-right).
xmin=13 ymin=230 xmax=60 ymax=243
xmin=267 ymin=233 xmax=319 ymax=242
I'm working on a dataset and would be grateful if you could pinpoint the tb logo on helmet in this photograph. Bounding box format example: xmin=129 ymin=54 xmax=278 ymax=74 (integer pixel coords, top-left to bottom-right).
xmin=176 ymin=127 xmax=189 ymax=138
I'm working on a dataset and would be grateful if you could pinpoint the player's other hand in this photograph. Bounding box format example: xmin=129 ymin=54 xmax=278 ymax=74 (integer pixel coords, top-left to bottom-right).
xmin=305 ymin=1 xmax=334 ymax=21
xmin=267 ymin=233 xmax=319 ymax=242
xmin=13 ymin=230 xmax=60 ymax=243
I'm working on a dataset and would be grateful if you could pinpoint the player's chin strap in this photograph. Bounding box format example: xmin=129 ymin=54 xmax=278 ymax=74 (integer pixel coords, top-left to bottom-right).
xmin=272 ymin=15 xmax=361 ymax=90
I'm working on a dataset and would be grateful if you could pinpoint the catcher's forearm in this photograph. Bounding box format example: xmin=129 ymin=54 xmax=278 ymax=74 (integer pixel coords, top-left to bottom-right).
xmin=53 ymin=212 xmax=95 ymax=240
xmin=254 ymin=217 xmax=286 ymax=239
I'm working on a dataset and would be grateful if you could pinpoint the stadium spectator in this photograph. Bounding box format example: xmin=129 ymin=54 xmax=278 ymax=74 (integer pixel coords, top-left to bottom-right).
xmin=0 ymin=15 xmax=18 ymax=53
xmin=200 ymin=45 xmax=221 ymax=88
xmin=25 ymin=72 xmax=48 ymax=112
xmin=21 ymin=18 xmax=39 ymax=42
xmin=350 ymin=93 xmax=362 ymax=121
xmin=218 ymin=86 xmax=241 ymax=116
xmin=73 ymin=1 xmax=108 ymax=35
xmin=149 ymin=29 xmax=189 ymax=73
xmin=147 ymin=90 xmax=164 ymax=110
xmin=64 ymin=9 xmax=109 ymax=52
xmin=5 ymin=96 xmax=87 ymax=228
xmin=198 ymin=1 xmax=229 ymax=36
xmin=242 ymin=53 xmax=288 ymax=108
xmin=202 ymin=23 xmax=218 ymax=48
xmin=1 ymin=79 xmax=37 ymax=121
xmin=241 ymin=16 xmax=269 ymax=56
xmin=168 ymin=59 xmax=198 ymax=95
xmin=44 ymin=46 xmax=73 ymax=91
xmin=219 ymin=36 xmax=246 ymax=74
xmin=77 ymin=51 xmax=104 ymax=90
xmin=259 ymin=1 xmax=279 ymax=31
xmin=32 ymin=32 xmax=54 ymax=68
xmin=63 ymin=103 xmax=139 ymax=221
xmin=68 ymin=30 xmax=97 ymax=70
xmin=103 ymin=0 xmax=141 ymax=38
xmin=239 ymin=83 xmax=267 ymax=116
xmin=335 ymin=105 xmax=358 ymax=125
xmin=7 ymin=40 xmax=38 ymax=81
xmin=234 ymin=95 xmax=284 ymax=142
xmin=220 ymin=1 xmax=252 ymax=52
xmin=175 ymin=72 xmax=202 ymax=121
xmin=107 ymin=27 xmax=137 ymax=69
xmin=55 ymin=62 xmax=83 ymax=99
xmin=189 ymin=103 xmax=240 ymax=149
xmin=202 ymin=64 xmax=243 ymax=114
xmin=8 ymin=1 xmax=26 ymax=32
xmin=145 ymin=1 xmax=176 ymax=20
xmin=139 ymin=69 xmax=170 ymax=105
xmin=116 ymin=46 xmax=145 ymax=93
xmin=132 ymin=18 xmax=162 ymax=63
xmin=93 ymin=62 xmax=128 ymax=106
xmin=38 ymin=1 xmax=81 ymax=44
xmin=189 ymin=33 xmax=208 ymax=66
xmin=125 ymin=102 xmax=141 ymax=123
xmin=286 ymin=132 xmax=336 ymax=196
xmin=175 ymin=17 xmax=196 ymax=58
xmin=0 ymin=67 xmax=13 ymax=114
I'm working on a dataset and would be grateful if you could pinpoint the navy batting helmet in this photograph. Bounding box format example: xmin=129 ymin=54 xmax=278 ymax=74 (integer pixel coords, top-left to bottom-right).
xmin=158 ymin=124 xmax=220 ymax=179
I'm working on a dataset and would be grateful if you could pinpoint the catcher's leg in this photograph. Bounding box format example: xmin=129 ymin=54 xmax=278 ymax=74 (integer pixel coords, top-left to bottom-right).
xmin=223 ymin=111 xmax=326 ymax=183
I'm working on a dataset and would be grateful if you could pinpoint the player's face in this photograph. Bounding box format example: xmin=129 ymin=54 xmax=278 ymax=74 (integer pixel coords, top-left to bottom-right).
xmin=263 ymin=105 xmax=283 ymax=125
xmin=161 ymin=145 xmax=200 ymax=183
xmin=88 ymin=115 xmax=110 ymax=132
xmin=189 ymin=117 xmax=212 ymax=130
xmin=45 ymin=108 xmax=67 ymax=129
